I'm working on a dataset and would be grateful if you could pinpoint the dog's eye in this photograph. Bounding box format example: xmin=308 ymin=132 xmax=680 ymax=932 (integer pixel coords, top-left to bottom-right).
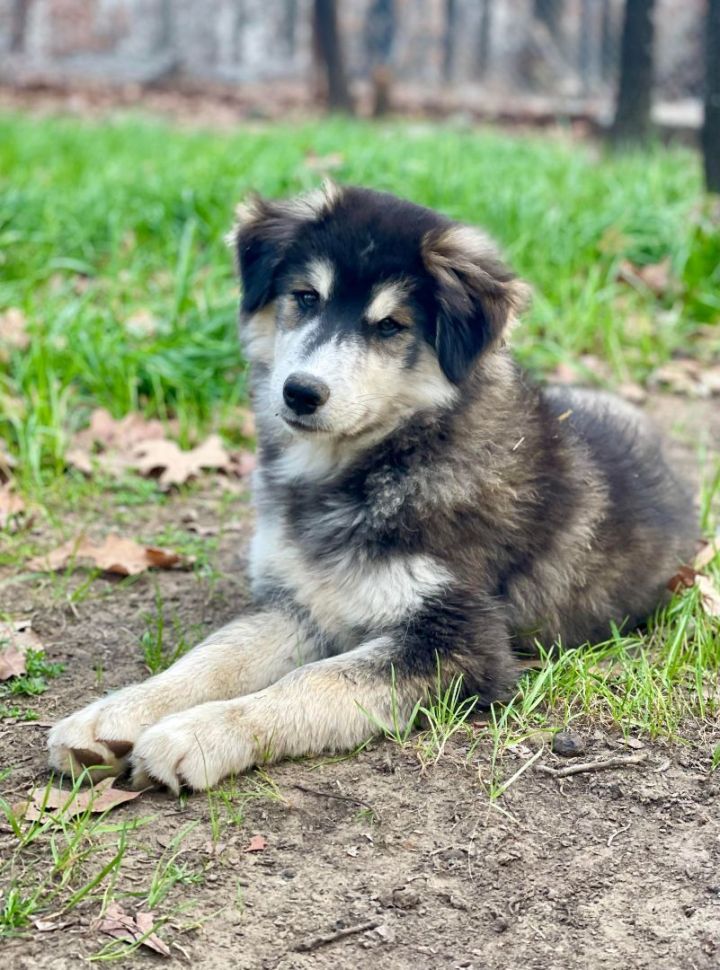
xmin=376 ymin=317 xmax=403 ymax=337
xmin=293 ymin=290 xmax=320 ymax=310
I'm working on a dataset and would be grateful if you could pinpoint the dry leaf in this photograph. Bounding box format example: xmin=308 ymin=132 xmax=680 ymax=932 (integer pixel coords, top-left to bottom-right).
xmin=14 ymin=777 xmax=142 ymax=823
xmin=0 ymin=620 xmax=43 ymax=681
xmin=617 ymin=258 xmax=672 ymax=297
xmin=548 ymin=354 xmax=611 ymax=387
xmin=28 ymin=534 xmax=185 ymax=576
xmin=0 ymin=307 xmax=30 ymax=357
xmin=72 ymin=408 xmax=166 ymax=454
xmin=0 ymin=484 xmax=26 ymax=531
xmin=33 ymin=918 xmax=74 ymax=932
xmin=132 ymin=433 xmax=230 ymax=487
xmin=245 ymin=834 xmax=267 ymax=852
xmin=98 ymin=902 xmax=170 ymax=957
xmin=649 ymin=359 xmax=720 ymax=398
xmin=696 ymin=574 xmax=720 ymax=618
xmin=694 ymin=538 xmax=720 ymax=572
xmin=0 ymin=645 xmax=28 ymax=681
xmin=667 ymin=564 xmax=697 ymax=593
xmin=228 ymin=449 xmax=256 ymax=478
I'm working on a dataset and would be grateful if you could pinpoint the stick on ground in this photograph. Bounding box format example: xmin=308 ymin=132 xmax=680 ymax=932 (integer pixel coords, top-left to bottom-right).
xmin=290 ymin=783 xmax=381 ymax=822
xmin=537 ymin=752 xmax=649 ymax=779
xmin=294 ymin=919 xmax=381 ymax=952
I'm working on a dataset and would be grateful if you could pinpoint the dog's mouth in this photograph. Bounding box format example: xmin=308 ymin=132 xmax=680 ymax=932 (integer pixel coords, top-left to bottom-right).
xmin=281 ymin=415 xmax=329 ymax=434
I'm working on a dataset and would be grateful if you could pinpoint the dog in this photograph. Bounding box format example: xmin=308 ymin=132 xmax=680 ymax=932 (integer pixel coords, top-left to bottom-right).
xmin=48 ymin=183 xmax=697 ymax=792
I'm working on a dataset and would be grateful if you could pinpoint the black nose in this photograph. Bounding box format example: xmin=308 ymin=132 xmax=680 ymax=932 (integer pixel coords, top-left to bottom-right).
xmin=283 ymin=374 xmax=330 ymax=416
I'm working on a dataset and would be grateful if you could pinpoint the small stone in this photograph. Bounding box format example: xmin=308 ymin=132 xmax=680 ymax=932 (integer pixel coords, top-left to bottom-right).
xmin=552 ymin=731 xmax=586 ymax=758
xmin=491 ymin=917 xmax=509 ymax=934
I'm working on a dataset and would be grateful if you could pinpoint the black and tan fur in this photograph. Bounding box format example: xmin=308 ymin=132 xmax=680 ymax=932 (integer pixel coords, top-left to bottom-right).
xmin=48 ymin=183 xmax=696 ymax=791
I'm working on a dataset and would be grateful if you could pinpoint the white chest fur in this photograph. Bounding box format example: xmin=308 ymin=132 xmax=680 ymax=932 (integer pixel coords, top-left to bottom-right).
xmin=249 ymin=512 xmax=452 ymax=637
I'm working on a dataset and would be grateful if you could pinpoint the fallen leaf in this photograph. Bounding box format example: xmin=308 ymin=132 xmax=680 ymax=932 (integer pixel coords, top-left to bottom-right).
xmin=0 ymin=620 xmax=43 ymax=681
xmin=33 ymin=918 xmax=74 ymax=932
xmin=28 ymin=534 xmax=185 ymax=576
xmin=0 ymin=645 xmax=28 ymax=681
xmin=245 ymin=834 xmax=267 ymax=852
xmin=617 ymin=258 xmax=672 ymax=297
xmin=14 ymin=777 xmax=142 ymax=823
xmin=132 ymin=433 xmax=231 ymax=487
xmin=0 ymin=484 xmax=26 ymax=531
xmin=98 ymin=902 xmax=170 ymax=957
xmin=696 ymin=574 xmax=720 ymax=618
xmin=667 ymin=564 xmax=697 ymax=592
xmin=547 ymin=354 xmax=612 ymax=387
xmin=228 ymin=449 xmax=256 ymax=478
xmin=648 ymin=359 xmax=720 ymax=398
xmin=618 ymin=737 xmax=645 ymax=750
xmin=70 ymin=408 xmax=166 ymax=463
xmin=694 ymin=538 xmax=720 ymax=572
xmin=0 ymin=308 xmax=30 ymax=358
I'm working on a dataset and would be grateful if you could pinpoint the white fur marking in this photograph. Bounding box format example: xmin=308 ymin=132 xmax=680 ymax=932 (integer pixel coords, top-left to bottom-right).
xmin=250 ymin=516 xmax=452 ymax=634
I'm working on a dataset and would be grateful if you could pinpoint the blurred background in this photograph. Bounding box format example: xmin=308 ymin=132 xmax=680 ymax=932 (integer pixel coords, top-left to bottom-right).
xmin=0 ymin=0 xmax=717 ymax=165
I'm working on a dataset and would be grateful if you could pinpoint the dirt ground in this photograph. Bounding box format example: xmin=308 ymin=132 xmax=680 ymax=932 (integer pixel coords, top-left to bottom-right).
xmin=1 ymin=391 xmax=719 ymax=969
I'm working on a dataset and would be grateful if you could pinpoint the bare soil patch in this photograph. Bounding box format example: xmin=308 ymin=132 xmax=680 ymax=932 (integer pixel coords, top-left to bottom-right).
xmin=1 ymin=392 xmax=719 ymax=969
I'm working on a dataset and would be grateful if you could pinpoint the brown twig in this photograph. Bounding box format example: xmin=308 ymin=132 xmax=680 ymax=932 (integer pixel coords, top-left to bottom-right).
xmin=290 ymin=783 xmax=381 ymax=823
xmin=537 ymin=752 xmax=649 ymax=779
xmin=294 ymin=919 xmax=380 ymax=952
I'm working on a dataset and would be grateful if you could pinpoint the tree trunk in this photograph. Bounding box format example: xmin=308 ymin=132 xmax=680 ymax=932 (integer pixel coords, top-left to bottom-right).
xmin=283 ymin=0 xmax=298 ymax=58
xmin=702 ymin=0 xmax=720 ymax=192
xmin=474 ymin=0 xmax=494 ymax=80
xmin=600 ymin=0 xmax=615 ymax=83
xmin=578 ymin=0 xmax=600 ymax=93
xmin=442 ymin=0 xmax=458 ymax=83
xmin=312 ymin=0 xmax=354 ymax=113
xmin=10 ymin=0 xmax=31 ymax=52
xmin=364 ymin=0 xmax=395 ymax=69
xmin=533 ymin=0 xmax=564 ymax=40
xmin=610 ymin=0 xmax=656 ymax=145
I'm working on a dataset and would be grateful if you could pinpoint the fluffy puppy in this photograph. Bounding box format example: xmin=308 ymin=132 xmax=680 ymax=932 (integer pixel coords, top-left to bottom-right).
xmin=48 ymin=183 xmax=696 ymax=791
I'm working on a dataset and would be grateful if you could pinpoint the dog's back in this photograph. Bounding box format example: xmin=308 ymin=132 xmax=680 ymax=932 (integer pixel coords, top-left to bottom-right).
xmin=501 ymin=384 xmax=697 ymax=651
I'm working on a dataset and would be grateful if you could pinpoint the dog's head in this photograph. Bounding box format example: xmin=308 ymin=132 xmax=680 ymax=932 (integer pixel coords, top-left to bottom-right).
xmin=230 ymin=182 xmax=528 ymax=439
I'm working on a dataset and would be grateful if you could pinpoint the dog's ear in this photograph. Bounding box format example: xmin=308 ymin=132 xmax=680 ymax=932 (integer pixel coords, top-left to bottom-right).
xmin=229 ymin=195 xmax=301 ymax=314
xmin=229 ymin=181 xmax=341 ymax=315
xmin=423 ymin=225 xmax=530 ymax=383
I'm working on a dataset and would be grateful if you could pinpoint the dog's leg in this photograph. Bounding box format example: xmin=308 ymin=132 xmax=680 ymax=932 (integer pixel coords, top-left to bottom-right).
xmin=131 ymin=602 xmax=515 ymax=791
xmin=48 ymin=611 xmax=320 ymax=779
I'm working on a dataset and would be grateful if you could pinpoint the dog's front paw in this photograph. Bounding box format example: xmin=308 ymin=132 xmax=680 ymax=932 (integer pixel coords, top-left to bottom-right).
xmin=130 ymin=702 xmax=258 ymax=793
xmin=48 ymin=688 xmax=161 ymax=780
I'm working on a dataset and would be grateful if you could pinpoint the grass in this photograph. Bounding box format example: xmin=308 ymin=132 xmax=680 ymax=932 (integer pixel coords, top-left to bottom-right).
xmin=1 ymin=112 xmax=719 ymax=490
xmin=0 ymin=773 xmax=134 ymax=940
xmin=138 ymin=587 xmax=199 ymax=675
xmin=0 ymin=648 xmax=64 ymax=699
